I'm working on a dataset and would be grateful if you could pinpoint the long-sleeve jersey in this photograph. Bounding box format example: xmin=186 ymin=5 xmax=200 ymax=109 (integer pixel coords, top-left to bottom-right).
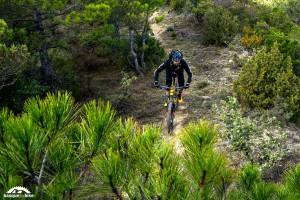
xmin=154 ymin=59 xmax=193 ymax=84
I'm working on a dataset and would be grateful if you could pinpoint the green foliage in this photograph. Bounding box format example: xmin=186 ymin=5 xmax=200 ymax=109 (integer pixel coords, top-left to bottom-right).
xmin=138 ymin=35 xmax=166 ymax=68
xmin=202 ymin=5 xmax=238 ymax=46
xmin=180 ymin=120 xmax=231 ymax=199
xmin=264 ymin=29 xmax=300 ymax=77
xmin=66 ymin=1 xmax=166 ymax=74
xmin=283 ymin=163 xmax=300 ymax=197
xmin=282 ymin=0 xmax=300 ymax=24
xmin=233 ymin=44 xmax=300 ymax=119
xmin=0 ymin=39 xmax=50 ymax=112
xmin=228 ymin=162 xmax=300 ymax=199
xmin=50 ymin=51 xmax=80 ymax=98
xmin=239 ymin=163 xmax=262 ymax=191
xmin=81 ymin=119 xmax=188 ymax=199
xmin=0 ymin=107 xmax=11 ymax=138
xmin=218 ymin=97 xmax=258 ymax=154
xmin=24 ymin=91 xmax=78 ymax=134
xmin=154 ymin=14 xmax=165 ymax=23
xmin=0 ymin=93 xmax=235 ymax=199
xmin=0 ymin=19 xmax=7 ymax=36
xmin=0 ymin=44 xmax=30 ymax=90
xmin=0 ymin=91 xmax=120 ymax=198
xmin=0 ymin=78 xmax=50 ymax=112
xmin=1 ymin=92 xmax=300 ymax=198
xmin=170 ymin=0 xmax=187 ymax=12
xmin=267 ymin=8 xmax=294 ymax=34
xmin=216 ymin=97 xmax=289 ymax=169
xmin=66 ymin=3 xmax=111 ymax=25
xmin=120 ymin=71 xmax=137 ymax=97
xmin=80 ymin=99 xmax=116 ymax=157
xmin=192 ymin=0 xmax=215 ymax=23
xmin=255 ymin=5 xmax=294 ymax=34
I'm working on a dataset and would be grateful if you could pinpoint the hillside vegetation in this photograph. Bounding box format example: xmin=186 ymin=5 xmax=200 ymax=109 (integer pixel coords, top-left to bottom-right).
xmin=1 ymin=0 xmax=300 ymax=199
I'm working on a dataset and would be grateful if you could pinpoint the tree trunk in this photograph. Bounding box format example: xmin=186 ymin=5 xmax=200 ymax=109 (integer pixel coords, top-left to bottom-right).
xmin=39 ymin=45 xmax=54 ymax=90
xmin=141 ymin=20 xmax=148 ymax=71
xmin=129 ymin=28 xmax=140 ymax=75
xmin=34 ymin=9 xmax=54 ymax=90
xmin=112 ymin=20 xmax=121 ymax=39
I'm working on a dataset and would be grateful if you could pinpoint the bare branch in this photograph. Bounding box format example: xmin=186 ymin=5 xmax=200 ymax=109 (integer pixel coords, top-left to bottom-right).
xmin=38 ymin=151 xmax=48 ymax=186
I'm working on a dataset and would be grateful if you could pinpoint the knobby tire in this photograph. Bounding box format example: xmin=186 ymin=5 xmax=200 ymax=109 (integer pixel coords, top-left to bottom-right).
xmin=167 ymin=101 xmax=174 ymax=133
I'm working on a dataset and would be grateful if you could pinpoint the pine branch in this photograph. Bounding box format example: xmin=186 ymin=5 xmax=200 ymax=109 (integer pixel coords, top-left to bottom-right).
xmin=20 ymin=170 xmax=38 ymax=182
xmin=109 ymin=176 xmax=123 ymax=200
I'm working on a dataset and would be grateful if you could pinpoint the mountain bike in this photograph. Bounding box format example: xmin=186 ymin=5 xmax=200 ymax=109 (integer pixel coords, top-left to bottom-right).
xmin=159 ymin=74 xmax=185 ymax=133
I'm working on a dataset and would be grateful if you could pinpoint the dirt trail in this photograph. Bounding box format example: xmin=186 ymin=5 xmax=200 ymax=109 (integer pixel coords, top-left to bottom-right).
xmin=151 ymin=10 xmax=189 ymax=147
xmin=149 ymin=6 xmax=245 ymax=153
xmin=149 ymin=6 xmax=300 ymax=175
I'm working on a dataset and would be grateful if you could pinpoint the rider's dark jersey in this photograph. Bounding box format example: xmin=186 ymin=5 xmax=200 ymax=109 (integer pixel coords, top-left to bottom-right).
xmin=154 ymin=59 xmax=193 ymax=87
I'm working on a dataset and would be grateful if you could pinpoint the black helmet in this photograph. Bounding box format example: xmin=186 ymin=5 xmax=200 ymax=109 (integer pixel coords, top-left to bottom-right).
xmin=170 ymin=50 xmax=183 ymax=62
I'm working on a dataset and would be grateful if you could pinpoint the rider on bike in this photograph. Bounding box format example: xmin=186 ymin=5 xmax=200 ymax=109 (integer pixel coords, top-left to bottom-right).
xmin=154 ymin=50 xmax=193 ymax=105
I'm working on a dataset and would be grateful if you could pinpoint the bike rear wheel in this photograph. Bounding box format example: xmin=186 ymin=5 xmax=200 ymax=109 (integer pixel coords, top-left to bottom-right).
xmin=166 ymin=101 xmax=174 ymax=133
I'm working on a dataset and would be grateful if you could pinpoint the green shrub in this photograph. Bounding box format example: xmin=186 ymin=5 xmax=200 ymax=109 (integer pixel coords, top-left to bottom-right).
xmin=257 ymin=6 xmax=294 ymax=34
xmin=170 ymin=0 xmax=186 ymax=12
xmin=268 ymin=8 xmax=294 ymax=34
xmin=154 ymin=14 xmax=165 ymax=23
xmin=239 ymin=163 xmax=262 ymax=191
xmin=180 ymin=120 xmax=232 ymax=199
xmin=228 ymin=1 xmax=260 ymax=29
xmin=197 ymin=80 xmax=210 ymax=90
xmin=202 ymin=5 xmax=238 ymax=46
xmin=216 ymin=96 xmax=289 ymax=169
xmin=283 ymin=163 xmax=300 ymax=197
xmin=281 ymin=0 xmax=300 ymax=24
xmin=0 ymin=78 xmax=50 ymax=112
xmin=233 ymin=44 xmax=300 ymax=119
xmin=140 ymin=35 xmax=166 ymax=68
xmin=192 ymin=0 xmax=215 ymax=23
xmin=264 ymin=29 xmax=300 ymax=77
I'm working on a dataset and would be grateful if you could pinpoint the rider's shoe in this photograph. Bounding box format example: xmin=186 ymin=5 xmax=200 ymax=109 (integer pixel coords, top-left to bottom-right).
xmin=178 ymin=94 xmax=183 ymax=103
xmin=164 ymin=97 xmax=169 ymax=107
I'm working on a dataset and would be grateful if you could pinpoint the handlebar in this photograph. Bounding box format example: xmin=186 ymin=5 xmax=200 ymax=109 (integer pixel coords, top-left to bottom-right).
xmin=159 ymin=85 xmax=186 ymax=90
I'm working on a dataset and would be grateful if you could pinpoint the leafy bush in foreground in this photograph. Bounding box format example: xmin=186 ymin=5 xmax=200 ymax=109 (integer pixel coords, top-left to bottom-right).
xmin=0 ymin=91 xmax=300 ymax=199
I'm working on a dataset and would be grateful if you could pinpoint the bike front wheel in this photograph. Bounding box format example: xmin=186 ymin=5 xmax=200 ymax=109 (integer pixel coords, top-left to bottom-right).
xmin=166 ymin=101 xmax=174 ymax=133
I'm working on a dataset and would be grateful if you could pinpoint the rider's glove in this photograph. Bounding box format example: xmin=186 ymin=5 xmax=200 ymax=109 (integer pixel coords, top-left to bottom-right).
xmin=154 ymin=81 xmax=159 ymax=88
xmin=184 ymin=83 xmax=190 ymax=89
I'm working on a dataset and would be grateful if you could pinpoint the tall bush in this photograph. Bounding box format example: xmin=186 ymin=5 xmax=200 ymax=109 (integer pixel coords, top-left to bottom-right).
xmin=233 ymin=43 xmax=300 ymax=119
xmin=264 ymin=29 xmax=300 ymax=77
xmin=202 ymin=5 xmax=238 ymax=46
xmin=170 ymin=0 xmax=187 ymax=12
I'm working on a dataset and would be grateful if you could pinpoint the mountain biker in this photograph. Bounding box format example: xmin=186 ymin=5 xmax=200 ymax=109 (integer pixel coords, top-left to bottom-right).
xmin=154 ymin=50 xmax=193 ymax=105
